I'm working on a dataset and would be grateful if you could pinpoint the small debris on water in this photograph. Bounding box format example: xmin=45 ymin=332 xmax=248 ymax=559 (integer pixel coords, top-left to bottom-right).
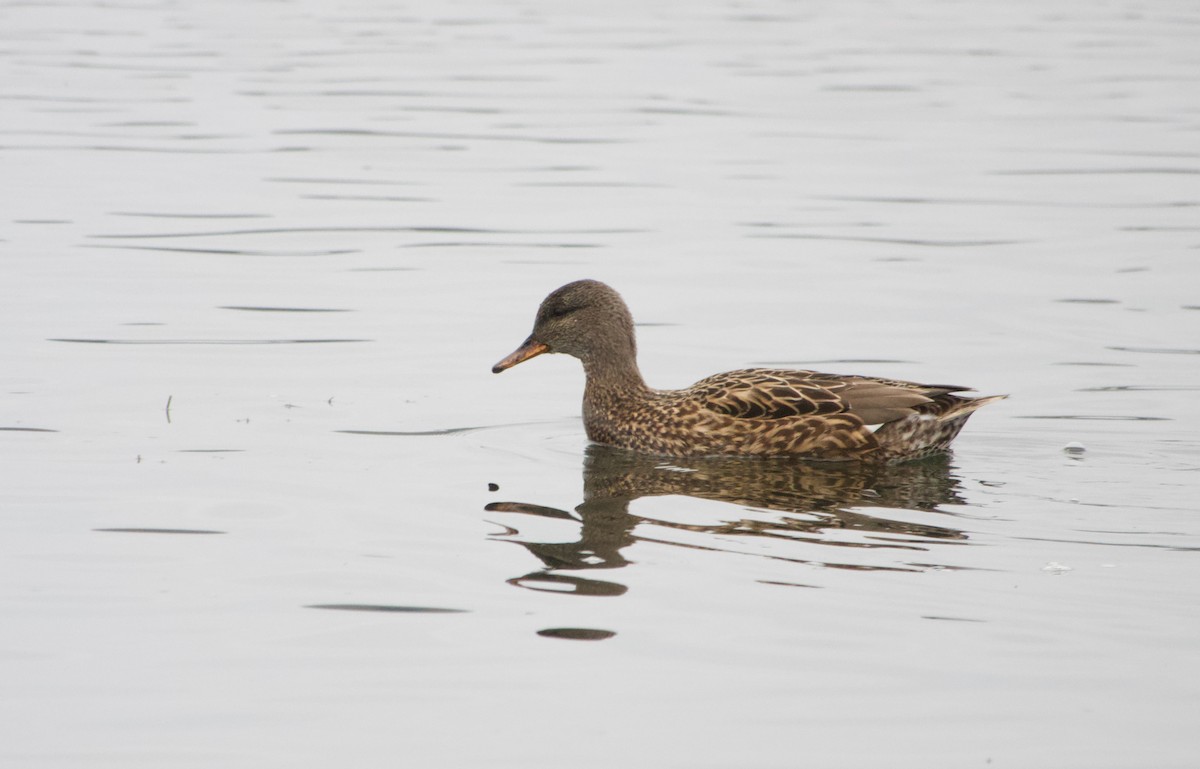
xmin=1042 ymin=561 xmax=1073 ymax=574
xmin=488 ymin=482 xmax=499 ymax=491
xmin=1063 ymin=441 xmax=1086 ymax=455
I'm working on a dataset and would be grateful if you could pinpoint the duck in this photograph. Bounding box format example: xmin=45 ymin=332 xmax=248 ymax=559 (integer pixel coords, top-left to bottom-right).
xmin=492 ymin=279 xmax=1004 ymax=462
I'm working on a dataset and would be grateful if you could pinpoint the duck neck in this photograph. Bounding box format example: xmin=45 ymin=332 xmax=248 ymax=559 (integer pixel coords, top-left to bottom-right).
xmin=583 ymin=357 xmax=648 ymax=395
xmin=580 ymin=336 xmax=650 ymax=396
xmin=581 ymin=349 xmax=650 ymax=447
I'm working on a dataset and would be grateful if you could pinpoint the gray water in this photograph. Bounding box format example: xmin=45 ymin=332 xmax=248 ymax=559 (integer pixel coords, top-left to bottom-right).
xmin=3 ymin=1 xmax=1199 ymax=767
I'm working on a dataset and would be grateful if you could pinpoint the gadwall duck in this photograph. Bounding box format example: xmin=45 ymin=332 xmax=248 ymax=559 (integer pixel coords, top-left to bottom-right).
xmin=493 ymin=280 xmax=1003 ymax=462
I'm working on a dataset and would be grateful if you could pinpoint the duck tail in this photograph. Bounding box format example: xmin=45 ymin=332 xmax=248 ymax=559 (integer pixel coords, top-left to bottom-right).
xmin=874 ymin=394 xmax=1007 ymax=462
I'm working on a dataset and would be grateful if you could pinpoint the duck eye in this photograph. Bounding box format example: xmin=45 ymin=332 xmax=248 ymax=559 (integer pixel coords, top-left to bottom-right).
xmin=548 ymin=305 xmax=575 ymax=320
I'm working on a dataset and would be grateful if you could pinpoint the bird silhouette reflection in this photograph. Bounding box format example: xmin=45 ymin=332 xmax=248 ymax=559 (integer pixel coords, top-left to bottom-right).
xmin=486 ymin=444 xmax=973 ymax=596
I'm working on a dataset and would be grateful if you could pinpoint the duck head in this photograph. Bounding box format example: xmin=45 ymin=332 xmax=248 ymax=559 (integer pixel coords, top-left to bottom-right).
xmin=492 ymin=279 xmax=638 ymax=375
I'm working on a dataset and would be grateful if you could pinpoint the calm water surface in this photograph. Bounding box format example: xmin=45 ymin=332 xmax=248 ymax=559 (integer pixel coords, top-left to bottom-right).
xmin=3 ymin=0 xmax=1199 ymax=767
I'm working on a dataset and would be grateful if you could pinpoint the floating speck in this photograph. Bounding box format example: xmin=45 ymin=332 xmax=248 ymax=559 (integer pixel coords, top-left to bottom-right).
xmin=1042 ymin=561 xmax=1073 ymax=574
xmin=1063 ymin=441 xmax=1086 ymax=455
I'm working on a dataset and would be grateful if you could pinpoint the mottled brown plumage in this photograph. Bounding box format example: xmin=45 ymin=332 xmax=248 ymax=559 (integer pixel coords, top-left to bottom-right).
xmin=493 ymin=279 xmax=1004 ymax=462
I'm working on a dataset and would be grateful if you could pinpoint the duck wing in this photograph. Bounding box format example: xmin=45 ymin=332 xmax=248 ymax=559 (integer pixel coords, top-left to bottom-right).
xmin=689 ymin=369 xmax=973 ymax=426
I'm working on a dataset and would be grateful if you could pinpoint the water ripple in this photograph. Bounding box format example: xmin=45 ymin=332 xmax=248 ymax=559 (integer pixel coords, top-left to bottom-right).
xmin=995 ymin=167 xmax=1200 ymax=176
xmin=84 ymin=245 xmax=361 ymax=257
xmin=219 ymin=306 xmax=351 ymax=313
xmin=306 ymin=604 xmax=468 ymax=614
xmin=749 ymin=233 xmax=1022 ymax=247
xmin=276 ymin=128 xmax=624 ymax=145
xmin=50 ymin=338 xmax=370 ymax=345
xmin=1109 ymin=345 xmax=1200 ymax=355
xmin=90 ymin=225 xmax=642 ymax=240
xmin=537 ymin=627 xmax=616 ymax=641
xmin=1015 ymin=414 xmax=1170 ymax=421
xmin=94 ymin=528 xmax=225 ymax=535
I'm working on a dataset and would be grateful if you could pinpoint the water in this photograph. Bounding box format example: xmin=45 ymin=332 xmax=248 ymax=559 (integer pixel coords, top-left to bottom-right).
xmin=3 ymin=0 xmax=1199 ymax=766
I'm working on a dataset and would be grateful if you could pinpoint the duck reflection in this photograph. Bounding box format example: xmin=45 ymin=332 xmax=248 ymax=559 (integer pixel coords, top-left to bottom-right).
xmin=486 ymin=445 xmax=973 ymax=596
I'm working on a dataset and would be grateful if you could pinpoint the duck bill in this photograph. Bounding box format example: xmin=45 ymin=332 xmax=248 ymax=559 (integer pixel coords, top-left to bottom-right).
xmin=492 ymin=337 xmax=550 ymax=373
